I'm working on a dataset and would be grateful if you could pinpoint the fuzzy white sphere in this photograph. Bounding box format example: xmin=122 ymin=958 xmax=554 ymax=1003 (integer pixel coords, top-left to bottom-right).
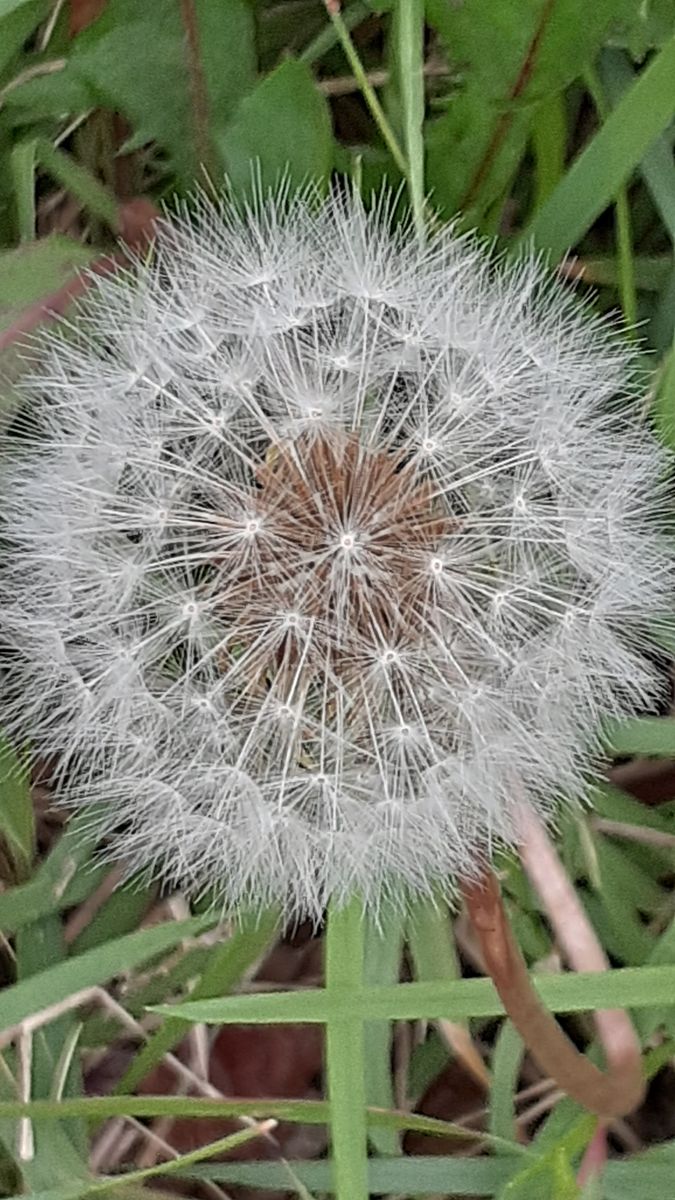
xmin=1 ymin=187 xmax=672 ymax=919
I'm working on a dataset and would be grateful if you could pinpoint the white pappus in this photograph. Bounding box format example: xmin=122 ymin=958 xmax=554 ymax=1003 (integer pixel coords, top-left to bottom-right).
xmin=0 ymin=185 xmax=672 ymax=921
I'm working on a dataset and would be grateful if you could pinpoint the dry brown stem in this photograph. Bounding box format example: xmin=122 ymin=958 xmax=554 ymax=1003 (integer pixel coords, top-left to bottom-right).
xmin=462 ymin=834 xmax=645 ymax=1118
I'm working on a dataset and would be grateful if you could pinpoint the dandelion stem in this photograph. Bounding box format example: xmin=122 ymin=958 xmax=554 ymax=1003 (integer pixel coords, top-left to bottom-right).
xmin=462 ymin=835 xmax=645 ymax=1118
xmin=325 ymin=894 xmax=369 ymax=1200
xmin=322 ymin=1 xmax=409 ymax=180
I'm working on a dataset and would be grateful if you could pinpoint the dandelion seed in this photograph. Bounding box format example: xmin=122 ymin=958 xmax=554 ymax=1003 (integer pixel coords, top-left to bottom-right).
xmin=0 ymin=186 xmax=672 ymax=921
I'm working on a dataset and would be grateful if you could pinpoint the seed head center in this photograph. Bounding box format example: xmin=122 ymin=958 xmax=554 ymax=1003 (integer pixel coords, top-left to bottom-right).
xmin=218 ymin=433 xmax=453 ymax=684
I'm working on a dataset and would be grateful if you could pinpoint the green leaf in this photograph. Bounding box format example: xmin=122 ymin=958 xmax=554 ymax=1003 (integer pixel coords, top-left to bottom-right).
xmin=0 ymin=236 xmax=94 ymax=336
xmin=610 ymin=0 xmax=675 ymax=58
xmin=498 ymin=1144 xmax=580 ymax=1199
xmin=0 ymin=734 xmax=33 ymax=880
xmin=5 ymin=0 xmax=256 ymax=188
xmin=0 ymin=0 xmax=49 ymax=81
xmin=0 ymin=0 xmax=44 ymax=16
xmin=393 ymin=0 xmax=425 ymax=231
xmin=0 ymin=235 xmax=96 ymax=427
xmin=425 ymin=0 xmax=621 ymax=221
xmin=0 ymin=915 xmax=216 ymax=1031
xmin=9 ymin=138 xmax=37 ymax=241
xmin=31 ymin=140 xmax=119 ymax=230
xmin=0 ymin=818 xmax=104 ymax=937
xmin=220 ymin=59 xmax=333 ymax=194
xmin=522 ymin=31 xmax=675 ymax=255
xmin=603 ymin=715 xmax=675 ymax=757
xmin=153 ymin=963 xmax=675 ymax=1025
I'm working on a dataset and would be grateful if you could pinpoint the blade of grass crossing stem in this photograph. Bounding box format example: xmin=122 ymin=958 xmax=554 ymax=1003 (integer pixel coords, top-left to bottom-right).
xmin=395 ymin=0 xmax=425 ymax=235
xmin=325 ymin=895 xmax=368 ymax=1200
xmin=521 ymin=32 xmax=675 ymax=258
xmin=154 ymin=961 xmax=675 ymax=1024
xmin=115 ymin=908 xmax=279 ymax=1095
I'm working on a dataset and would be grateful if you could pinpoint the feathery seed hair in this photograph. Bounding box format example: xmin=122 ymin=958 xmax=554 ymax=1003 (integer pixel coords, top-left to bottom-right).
xmin=1 ymin=186 xmax=672 ymax=920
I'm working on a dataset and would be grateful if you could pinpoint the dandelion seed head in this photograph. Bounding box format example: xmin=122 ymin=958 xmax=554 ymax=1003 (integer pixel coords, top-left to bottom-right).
xmin=0 ymin=186 xmax=672 ymax=920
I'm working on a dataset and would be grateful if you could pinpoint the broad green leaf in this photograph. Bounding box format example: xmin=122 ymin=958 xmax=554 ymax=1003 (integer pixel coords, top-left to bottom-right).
xmin=0 ymin=915 xmax=216 ymax=1031
xmin=220 ymin=59 xmax=333 ymax=194
xmin=4 ymin=0 xmax=256 ymax=187
xmin=427 ymin=0 xmax=619 ymax=97
xmin=0 ymin=734 xmax=33 ymax=880
xmin=154 ymin=962 xmax=675 ymax=1025
xmin=425 ymin=0 xmax=621 ymax=221
xmin=0 ymin=0 xmax=44 ymax=16
xmin=0 ymin=236 xmax=93 ymax=336
xmin=603 ymin=715 xmax=675 ymax=757
xmin=523 ymin=31 xmax=675 ymax=255
xmin=611 ymin=0 xmax=675 ymax=58
xmin=0 ymin=818 xmax=104 ymax=937
xmin=0 ymin=236 xmax=95 ymax=427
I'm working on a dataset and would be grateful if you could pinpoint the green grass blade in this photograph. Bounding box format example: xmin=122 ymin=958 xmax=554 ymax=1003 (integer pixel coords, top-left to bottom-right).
xmin=489 ymin=1022 xmax=523 ymax=1144
xmin=153 ymin=962 xmax=675 ymax=1025
xmin=521 ymin=31 xmax=675 ymax=257
xmin=395 ymin=0 xmax=425 ymax=234
xmin=0 ymin=915 xmax=216 ymax=1031
xmin=0 ymin=1095 xmax=528 ymax=1155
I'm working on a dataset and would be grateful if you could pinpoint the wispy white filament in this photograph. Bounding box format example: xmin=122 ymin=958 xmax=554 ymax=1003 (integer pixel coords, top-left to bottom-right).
xmin=0 ymin=187 xmax=672 ymax=919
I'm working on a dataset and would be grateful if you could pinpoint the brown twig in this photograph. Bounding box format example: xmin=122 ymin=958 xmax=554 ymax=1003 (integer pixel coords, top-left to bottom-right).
xmin=462 ymin=845 xmax=645 ymax=1117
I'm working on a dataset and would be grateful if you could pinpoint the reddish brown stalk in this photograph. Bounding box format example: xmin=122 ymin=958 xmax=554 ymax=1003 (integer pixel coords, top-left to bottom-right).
xmin=459 ymin=0 xmax=556 ymax=214
xmin=179 ymin=0 xmax=215 ymax=179
xmin=462 ymin=859 xmax=645 ymax=1118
